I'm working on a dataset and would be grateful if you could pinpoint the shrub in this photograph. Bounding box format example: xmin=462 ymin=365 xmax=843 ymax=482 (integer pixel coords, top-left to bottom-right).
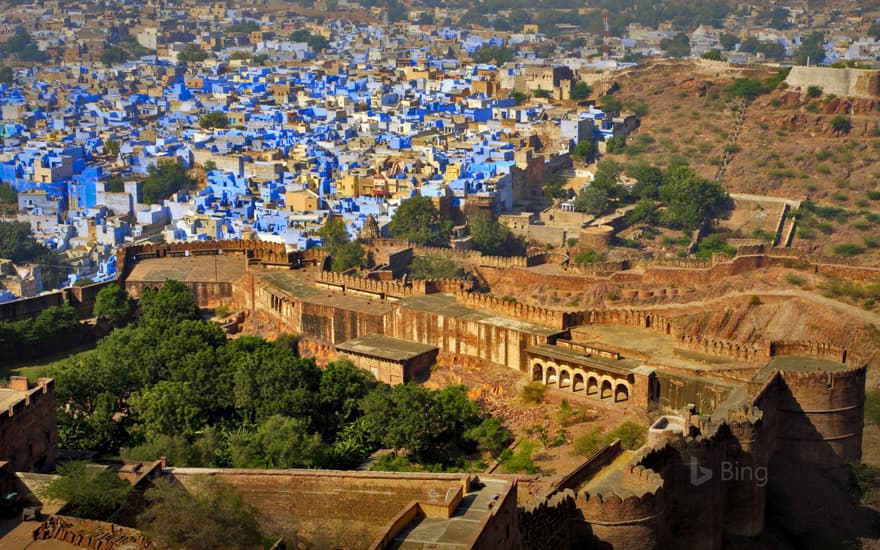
xmin=520 ymin=382 xmax=546 ymax=404
xmin=806 ymin=85 xmax=823 ymax=98
xmin=832 ymin=243 xmax=865 ymax=257
xmin=572 ymin=427 xmax=606 ymax=458
xmin=499 ymin=440 xmax=538 ymax=474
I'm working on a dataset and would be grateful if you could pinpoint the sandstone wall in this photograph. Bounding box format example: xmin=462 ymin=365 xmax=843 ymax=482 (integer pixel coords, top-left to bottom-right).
xmin=785 ymin=66 xmax=880 ymax=99
xmin=168 ymin=469 xmax=470 ymax=547
xmin=0 ymin=378 xmax=56 ymax=472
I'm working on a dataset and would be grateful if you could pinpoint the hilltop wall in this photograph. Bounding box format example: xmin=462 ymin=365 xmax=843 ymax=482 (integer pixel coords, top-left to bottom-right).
xmin=785 ymin=66 xmax=880 ymax=99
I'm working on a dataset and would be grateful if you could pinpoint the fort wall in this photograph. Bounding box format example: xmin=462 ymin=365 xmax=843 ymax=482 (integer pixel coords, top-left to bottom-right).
xmin=785 ymin=66 xmax=880 ymax=99
xmin=168 ymin=468 xmax=471 ymax=547
xmin=0 ymin=377 xmax=56 ymax=472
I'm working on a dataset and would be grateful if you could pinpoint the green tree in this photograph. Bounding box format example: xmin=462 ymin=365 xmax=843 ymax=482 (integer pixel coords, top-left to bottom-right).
xmin=605 ymin=135 xmax=626 ymax=154
xmin=659 ymin=165 xmax=729 ymax=230
xmin=306 ymin=34 xmax=330 ymax=52
xmin=570 ymin=80 xmax=591 ymax=100
xmin=132 ymin=380 xmax=206 ymax=439
xmin=100 ymin=46 xmax=130 ymax=66
xmin=532 ymin=88 xmax=552 ymax=99
xmin=408 ymin=256 xmax=464 ymax=280
xmin=45 ymin=462 xmax=133 ymax=519
xmin=701 ymin=48 xmax=725 ymax=61
xmin=316 ymin=360 xmax=376 ymax=437
xmin=542 ymin=175 xmax=567 ymax=200
xmin=660 ymin=32 xmax=690 ymax=58
xmin=464 ymin=417 xmax=510 ymax=456
xmin=107 ymin=175 xmax=124 ymax=192
xmin=229 ymin=415 xmax=326 ymax=468
xmin=573 ymin=249 xmax=606 ymax=265
xmin=794 ymin=31 xmax=825 ymax=66
xmin=138 ymin=477 xmax=262 ymax=550
xmin=574 ymin=186 xmax=609 ymax=215
xmin=509 ymin=91 xmax=527 ymax=105
xmin=599 ymin=95 xmax=622 ymax=116
xmin=627 ymin=162 xmax=663 ymax=200
xmin=0 ymin=66 xmax=13 ymax=85
xmin=592 ymin=159 xmax=623 ymax=197
xmin=0 ymin=182 xmax=16 ymax=205
xmin=318 ymin=217 xmax=364 ymax=272
xmin=93 ymin=284 xmax=134 ymax=327
xmin=199 ymin=111 xmax=229 ymax=129
xmin=469 ymin=212 xmax=517 ymax=256
xmin=142 ymin=161 xmax=194 ymax=203
xmin=627 ymin=197 xmax=659 ymax=225
xmin=139 ymin=279 xmax=200 ymax=327
xmin=177 ymin=44 xmax=209 ymax=64
xmin=572 ymin=140 xmax=595 ymax=163
xmin=719 ymin=33 xmax=738 ymax=51
xmin=388 ymin=195 xmax=449 ymax=246
xmin=104 ymin=139 xmax=121 ymax=157
xmin=831 ymin=115 xmax=851 ymax=135
xmin=471 ymin=45 xmax=515 ymax=65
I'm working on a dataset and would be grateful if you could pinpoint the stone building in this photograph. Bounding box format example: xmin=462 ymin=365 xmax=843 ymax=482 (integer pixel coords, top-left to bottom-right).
xmin=0 ymin=377 xmax=57 ymax=473
xmin=336 ymin=334 xmax=438 ymax=384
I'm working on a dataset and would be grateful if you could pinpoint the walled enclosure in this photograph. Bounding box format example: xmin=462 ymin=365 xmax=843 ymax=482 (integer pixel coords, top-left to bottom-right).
xmin=0 ymin=377 xmax=57 ymax=473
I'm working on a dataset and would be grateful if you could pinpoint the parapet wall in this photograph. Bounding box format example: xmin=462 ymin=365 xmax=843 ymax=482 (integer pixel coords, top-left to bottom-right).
xmin=118 ymin=238 xmax=296 ymax=273
xmin=785 ymin=66 xmax=880 ymax=99
xmin=168 ymin=468 xmax=471 ymax=547
xmin=367 ymin=238 xmax=547 ymax=268
xmin=454 ymin=290 xmax=572 ymax=329
xmin=317 ymin=270 xmax=426 ymax=298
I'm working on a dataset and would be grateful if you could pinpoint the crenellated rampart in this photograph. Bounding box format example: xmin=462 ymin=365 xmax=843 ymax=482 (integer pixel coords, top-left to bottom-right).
xmin=454 ymin=290 xmax=572 ymax=329
xmin=316 ymin=270 xmax=425 ymax=298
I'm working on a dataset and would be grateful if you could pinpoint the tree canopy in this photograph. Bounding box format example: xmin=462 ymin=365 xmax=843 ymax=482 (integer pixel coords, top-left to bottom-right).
xmin=177 ymin=44 xmax=209 ymax=64
xmin=138 ymin=477 xmax=262 ymax=550
xmin=468 ymin=212 xmax=521 ymax=256
xmin=0 ymin=220 xmax=68 ymax=288
xmin=658 ymin=165 xmax=729 ymax=230
xmin=45 ymin=462 xmax=133 ymax=520
xmin=50 ymin=280 xmax=506 ymax=471
xmin=93 ymin=284 xmax=134 ymax=327
xmin=388 ymin=195 xmax=450 ymax=246
xmin=142 ymin=161 xmax=195 ymax=203
xmin=199 ymin=111 xmax=229 ymax=129
xmin=318 ymin=217 xmax=364 ymax=272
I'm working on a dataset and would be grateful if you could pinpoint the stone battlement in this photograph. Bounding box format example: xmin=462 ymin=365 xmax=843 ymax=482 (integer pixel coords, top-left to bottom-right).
xmin=317 ymin=270 xmax=425 ymax=298
xmin=454 ymin=291 xmax=571 ymax=329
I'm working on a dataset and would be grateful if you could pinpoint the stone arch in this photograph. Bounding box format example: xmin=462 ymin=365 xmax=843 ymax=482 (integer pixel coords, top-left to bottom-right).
xmin=587 ymin=376 xmax=599 ymax=396
xmin=645 ymin=314 xmax=652 ymax=328
xmin=532 ymin=362 xmax=544 ymax=382
xmin=546 ymin=366 xmax=558 ymax=385
xmin=601 ymin=379 xmax=613 ymax=399
xmin=559 ymin=369 xmax=571 ymax=389
xmin=615 ymin=383 xmax=629 ymax=402
xmin=573 ymin=372 xmax=585 ymax=392
xmin=665 ymin=322 xmax=671 ymax=335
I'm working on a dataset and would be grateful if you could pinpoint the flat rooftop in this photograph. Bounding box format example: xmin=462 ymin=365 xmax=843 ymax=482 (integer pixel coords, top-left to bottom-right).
xmin=255 ymin=270 xmax=395 ymax=316
xmin=126 ymin=255 xmax=246 ymax=284
xmin=391 ymin=478 xmax=510 ymax=550
xmin=336 ymin=334 xmax=438 ymax=362
xmin=399 ymin=293 xmax=561 ymax=337
xmin=527 ymin=343 xmax=640 ymax=376
xmin=753 ymin=355 xmax=851 ymax=382
xmin=569 ymin=325 xmax=760 ymax=373
xmin=0 ymin=389 xmax=24 ymax=411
